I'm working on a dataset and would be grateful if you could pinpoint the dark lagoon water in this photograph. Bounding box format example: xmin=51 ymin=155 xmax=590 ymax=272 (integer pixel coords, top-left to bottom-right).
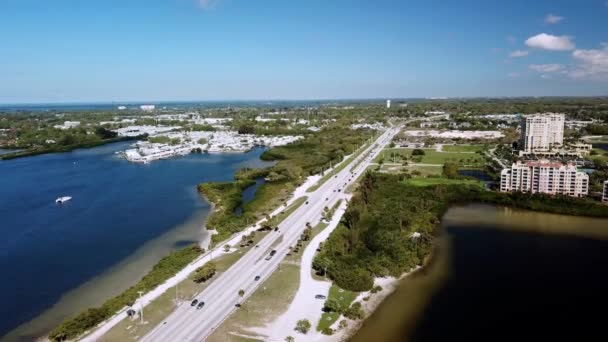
xmin=234 ymin=177 xmax=266 ymax=217
xmin=594 ymin=143 xmax=608 ymax=151
xmin=353 ymin=205 xmax=608 ymax=342
xmin=458 ymin=169 xmax=493 ymax=182
xmin=0 ymin=143 xmax=272 ymax=340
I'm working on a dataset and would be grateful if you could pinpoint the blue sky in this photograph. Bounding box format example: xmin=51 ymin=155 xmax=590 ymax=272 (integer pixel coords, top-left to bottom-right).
xmin=1 ymin=0 xmax=607 ymax=103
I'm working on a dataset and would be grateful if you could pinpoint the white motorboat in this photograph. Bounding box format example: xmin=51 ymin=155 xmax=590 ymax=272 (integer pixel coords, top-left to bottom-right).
xmin=55 ymin=196 xmax=72 ymax=204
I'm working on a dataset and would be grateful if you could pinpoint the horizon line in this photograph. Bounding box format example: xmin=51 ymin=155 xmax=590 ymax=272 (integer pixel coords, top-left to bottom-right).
xmin=2 ymin=95 xmax=608 ymax=107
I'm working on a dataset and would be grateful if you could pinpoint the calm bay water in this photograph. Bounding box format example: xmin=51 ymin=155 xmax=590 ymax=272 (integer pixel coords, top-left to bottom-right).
xmin=0 ymin=143 xmax=272 ymax=340
xmin=353 ymin=205 xmax=608 ymax=342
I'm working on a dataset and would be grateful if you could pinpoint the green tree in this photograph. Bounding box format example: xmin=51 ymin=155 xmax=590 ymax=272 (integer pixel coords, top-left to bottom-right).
xmin=442 ymin=162 xmax=459 ymax=179
xmin=323 ymin=299 xmax=342 ymax=313
xmin=193 ymin=262 xmax=216 ymax=283
xmin=95 ymin=127 xmax=117 ymax=139
xmin=344 ymin=302 xmax=364 ymax=320
xmin=295 ymin=319 xmax=311 ymax=334
xmin=412 ymin=149 xmax=426 ymax=156
xmin=301 ymin=227 xmax=313 ymax=241
xmin=238 ymin=124 xmax=255 ymax=134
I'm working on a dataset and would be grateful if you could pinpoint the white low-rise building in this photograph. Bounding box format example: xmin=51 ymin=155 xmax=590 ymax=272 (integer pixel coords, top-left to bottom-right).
xmin=140 ymin=105 xmax=156 ymax=111
xmin=603 ymin=181 xmax=608 ymax=203
xmin=53 ymin=121 xmax=81 ymax=130
xmin=351 ymin=122 xmax=385 ymax=130
xmin=500 ymin=160 xmax=589 ymax=197
xmin=114 ymin=125 xmax=181 ymax=137
xmin=121 ymin=130 xmax=302 ymax=163
xmin=402 ymin=130 xmax=504 ymax=140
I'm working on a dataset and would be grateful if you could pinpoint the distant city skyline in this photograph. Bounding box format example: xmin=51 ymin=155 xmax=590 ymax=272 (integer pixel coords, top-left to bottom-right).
xmin=1 ymin=0 xmax=607 ymax=103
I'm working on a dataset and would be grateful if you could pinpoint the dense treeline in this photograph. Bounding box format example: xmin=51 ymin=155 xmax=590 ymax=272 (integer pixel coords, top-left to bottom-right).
xmin=0 ymin=135 xmax=139 ymax=160
xmin=198 ymin=128 xmax=372 ymax=244
xmin=314 ymin=172 xmax=608 ymax=292
xmin=388 ymin=97 xmax=608 ymax=120
xmin=49 ymin=245 xmax=203 ymax=341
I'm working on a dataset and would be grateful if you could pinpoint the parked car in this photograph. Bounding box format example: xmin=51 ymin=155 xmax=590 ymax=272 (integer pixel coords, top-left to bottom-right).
xmin=197 ymin=301 xmax=205 ymax=309
xmin=191 ymin=299 xmax=198 ymax=306
xmin=315 ymin=294 xmax=327 ymax=299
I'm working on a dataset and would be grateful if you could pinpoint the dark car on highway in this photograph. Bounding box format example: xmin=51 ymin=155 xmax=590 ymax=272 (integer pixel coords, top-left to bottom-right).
xmin=255 ymin=275 xmax=261 ymax=281
xmin=197 ymin=301 xmax=205 ymax=309
xmin=191 ymin=299 xmax=198 ymax=306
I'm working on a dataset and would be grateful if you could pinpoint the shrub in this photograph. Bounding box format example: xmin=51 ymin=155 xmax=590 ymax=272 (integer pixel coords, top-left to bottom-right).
xmin=344 ymin=302 xmax=364 ymax=320
xmin=323 ymin=299 xmax=341 ymax=313
xmin=193 ymin=262 xmax=216 ymax=283
xmin=321 ymin=327 xmax=335 ymax=335
xmin=412 ymin=149 xmax=426 ymax=156
xmin=295 ymin=319 xmax=311 ymax=334
xmin=371 ymin=285 xmax=383 ymax=294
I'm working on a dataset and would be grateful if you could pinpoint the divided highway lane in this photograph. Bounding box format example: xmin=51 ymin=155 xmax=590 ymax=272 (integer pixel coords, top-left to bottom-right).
xmin=140 ymin=127 xmax=399 ymax=342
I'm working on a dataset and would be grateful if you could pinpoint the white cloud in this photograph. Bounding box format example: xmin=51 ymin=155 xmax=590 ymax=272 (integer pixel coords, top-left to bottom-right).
xmin=525 ymin=33 xmax=575 ymax=51
xmin=529 ymin=64 xmax=565 ymax=73
xmin=197 ymin=0 xmax=221 ymax=10
xmin=569 ymin=45 xmax=608 ymax=79
xmin=544 ymin=14 xmax=564 ymax=24
xmin=509 ymin=50 xmax=529 ymax=58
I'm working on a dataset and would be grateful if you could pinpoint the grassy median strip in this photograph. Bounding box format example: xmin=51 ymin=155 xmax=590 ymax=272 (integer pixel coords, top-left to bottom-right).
xmin=265 ymin=196 xmax=308 ymax=228
xmin=306 ymin=135 xmax=378 ymax=193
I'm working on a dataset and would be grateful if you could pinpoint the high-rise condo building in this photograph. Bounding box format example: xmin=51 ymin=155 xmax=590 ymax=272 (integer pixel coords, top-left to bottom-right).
xmin=520 ymin=113 xmax=565 ymax=152
xmin=500 ymin=160 xmax=589 ymax=197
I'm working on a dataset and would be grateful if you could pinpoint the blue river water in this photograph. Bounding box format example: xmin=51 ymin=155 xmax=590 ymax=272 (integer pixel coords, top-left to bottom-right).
xmin=0 ymin=142 xmax=272 ymax=340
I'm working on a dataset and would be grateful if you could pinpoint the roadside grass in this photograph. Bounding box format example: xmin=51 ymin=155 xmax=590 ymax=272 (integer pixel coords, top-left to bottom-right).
xmin=209 ymin=218 xmax=335 ymax=341
xmin=102 ymin=231 xmax=269 ymax=342
xmin=307 ymin=133 xmax=378 ymax=193
xmin=586 ymin=136 xmax=608 ymax=143
xmin=243 ymin=181 xmax=296 ymax=219
xmin=207 ymin=264 xmax=300 ymax=342
xmin=442 ymin=144 xmax=486 ymax=153
xmin=405 ymin=165 xmax=442 ymax=177
xmin=589 ymin=148 xmax=608 ymax=163
xmin=265 ymin=196 xmax=308 ymax=228
xmin=346 ymin=167 xmax=373 ymax=194
xmin=403 ymin=177 xmax=485 ymax=188
xmin=316 ymin=284 xmax=358 ymax=332
xmin=375 ymin=148 xmax=486 ymax=167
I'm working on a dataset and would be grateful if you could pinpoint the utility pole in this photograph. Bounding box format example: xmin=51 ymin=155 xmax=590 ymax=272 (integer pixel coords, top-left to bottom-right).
xmin=138 ymin=291 xmax=145 ymax=324
xmin=175 ymin=281 xmax=179 ymax=304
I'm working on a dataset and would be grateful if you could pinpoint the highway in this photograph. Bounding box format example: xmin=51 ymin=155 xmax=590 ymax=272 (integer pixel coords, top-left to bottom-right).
xmin=140 ymin=127 xmax=399 ymax=342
